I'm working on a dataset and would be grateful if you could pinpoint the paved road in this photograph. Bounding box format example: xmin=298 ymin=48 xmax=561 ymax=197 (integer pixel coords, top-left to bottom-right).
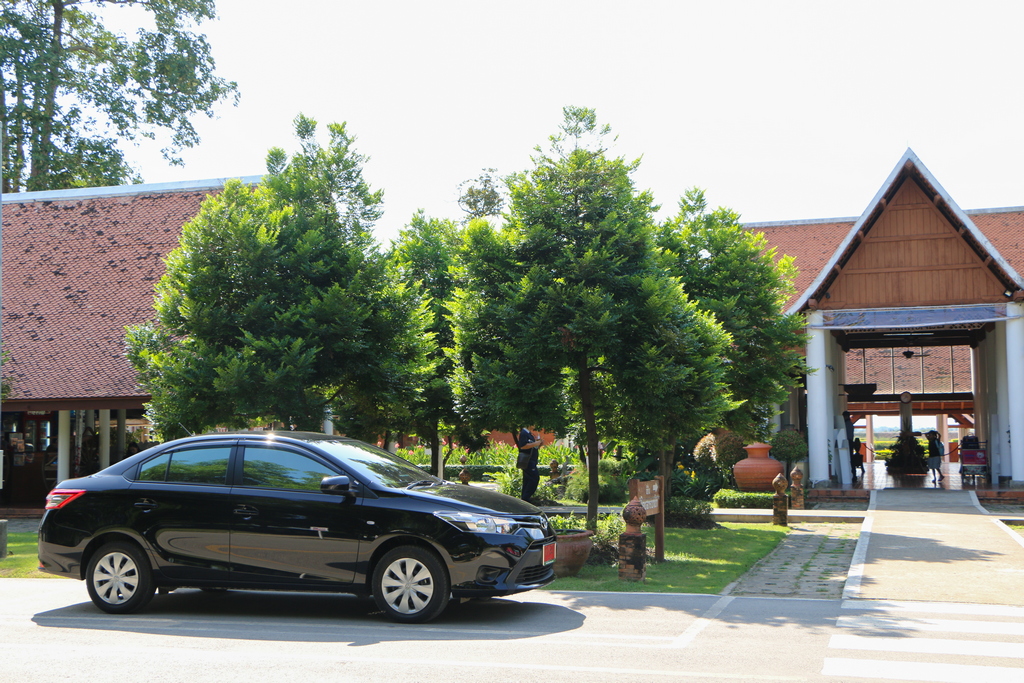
xmin=3 ymin=579 xmax=1024 ymax=682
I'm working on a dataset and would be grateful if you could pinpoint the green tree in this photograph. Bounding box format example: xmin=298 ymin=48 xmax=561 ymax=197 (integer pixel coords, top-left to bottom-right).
xmin=451 ymin=107 xmax=733 ymax=524
xmin=457 ymin=168 xmax=504 ymax=220
xmin=1 ymin=0 xmax=237 ymax=192
xmin=127 ymin=115 xmax=432 ymax=440
xmin=657 ymin=188 xmax=807 ymax=441
xmin=388 ymin=210 xmax=462 ymax=475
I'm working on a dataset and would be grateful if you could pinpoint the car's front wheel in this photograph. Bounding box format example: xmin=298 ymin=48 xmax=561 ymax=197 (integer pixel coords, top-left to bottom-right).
xmin=85 ymin=541 xmax=155 ymax=614
xmin=372 ymin=546 xmax=450 ymax=623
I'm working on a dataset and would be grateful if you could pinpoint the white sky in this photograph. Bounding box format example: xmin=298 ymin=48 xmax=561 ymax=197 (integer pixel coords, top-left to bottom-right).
xmin=115 ymin=1 xmax=1024 ymax=247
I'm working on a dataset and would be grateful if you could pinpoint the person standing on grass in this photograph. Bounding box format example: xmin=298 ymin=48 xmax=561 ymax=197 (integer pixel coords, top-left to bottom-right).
xmin=517 ymin=427 xmax=543 ymax=502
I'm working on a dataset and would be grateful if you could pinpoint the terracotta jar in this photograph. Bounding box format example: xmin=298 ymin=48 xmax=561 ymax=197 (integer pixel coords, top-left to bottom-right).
xmin=733 ymin=442 xmax=785 ymax=492
xmin=553 ymin=529 xmax=594 ymax=578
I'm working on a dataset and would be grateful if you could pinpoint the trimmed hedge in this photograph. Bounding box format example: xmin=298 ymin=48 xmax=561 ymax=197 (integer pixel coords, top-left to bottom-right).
xmin=442 ymin=464 xmax=506 ymax=481
xmin=664 ymin=496 xmax=715 ymax=528
xmin=713 ymin=488 xmax=775 ymax=509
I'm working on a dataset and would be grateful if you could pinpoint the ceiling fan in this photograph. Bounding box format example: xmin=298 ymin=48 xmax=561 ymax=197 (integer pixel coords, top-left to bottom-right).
xmin=874 ymin=349 xmax=931 ymax=359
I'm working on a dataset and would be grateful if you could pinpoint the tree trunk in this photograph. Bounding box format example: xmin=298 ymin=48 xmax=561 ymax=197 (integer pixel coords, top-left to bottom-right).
xmin=29 ymin=0 xmax=65 ymax=190
xmin=577 ymin=357 xmax=600 ymax=529
xmin=429 ymin=421 xmax=442 ymax=478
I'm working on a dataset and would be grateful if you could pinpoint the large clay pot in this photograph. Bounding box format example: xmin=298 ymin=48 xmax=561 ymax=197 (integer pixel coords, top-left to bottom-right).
xmin=733 ymin=442 xmax=785 ymax=492
xmin=553 ymin=529 xmax=594 ymax=577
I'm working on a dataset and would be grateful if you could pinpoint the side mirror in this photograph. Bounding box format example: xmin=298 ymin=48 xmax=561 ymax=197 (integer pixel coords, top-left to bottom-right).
xmin=321 ymin=475 xmax=356 ymax=497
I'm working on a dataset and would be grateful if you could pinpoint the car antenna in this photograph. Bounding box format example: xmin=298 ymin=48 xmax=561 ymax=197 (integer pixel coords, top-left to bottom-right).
xmin=179 ymin=423 xmax=195 ymax=437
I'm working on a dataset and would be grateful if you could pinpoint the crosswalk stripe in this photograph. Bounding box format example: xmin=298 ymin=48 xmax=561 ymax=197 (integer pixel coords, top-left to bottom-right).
xmin=842 ymin=600 xmax=1024 ymax=618
xmin=829 ymin=634 xmax=1024 ymax=659
xmin=837 ymin=614 xmax=1024 ymax=636
xmin=821 ymin=657 xmax=1024 ymax=682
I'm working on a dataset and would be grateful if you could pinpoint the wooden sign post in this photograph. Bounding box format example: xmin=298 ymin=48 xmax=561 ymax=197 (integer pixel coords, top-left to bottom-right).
xmin=628 ymin=476 xmax=665 ymax=562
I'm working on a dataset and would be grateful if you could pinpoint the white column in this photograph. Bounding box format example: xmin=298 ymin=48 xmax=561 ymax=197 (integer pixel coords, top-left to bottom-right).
xmin=865 ymin=414 xmax=875 ymax=462
xmin=57 ymin=410 xmax=71 ymax=483
xmin=973 ymin=342 xmax=988 ymax=446
xmin=937 ymin=414 xmax=949 ymax=460
xmin=996 ymin=321 xmax=1011 ymax=480
xmin=322 ymin=418 xmax=334 ymax=435
xmin=116 ymin=409 xmax=126 ymax=462
xmin=806 ymin=312 xmax=830 ymax=485
xmin=99 ymin=409 xmax=111 ymax=469
xmin=1005 ymin=303 xmax=1024 ymax=483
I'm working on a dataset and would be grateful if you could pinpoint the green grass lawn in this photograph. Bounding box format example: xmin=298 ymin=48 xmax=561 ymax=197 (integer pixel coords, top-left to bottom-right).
xmin=0 ymin=532 xmax=63 ymax=579
xmin=543 ymin=522 xmax=788 ymax=593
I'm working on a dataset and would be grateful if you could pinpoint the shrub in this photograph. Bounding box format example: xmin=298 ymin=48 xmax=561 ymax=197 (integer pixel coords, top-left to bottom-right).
xmin=694 ymin=430 xmax=747 ymax=481
xmin=713 ymin=488 xmax=774 ymax=509
xmin=664 ymin=496 xmax=716 ymax=528
xmin=564 ymin=468 xmax=628 ymax=505
xmin=670 ymin=466 xmax=728 ymax=501
xmin=490 ymin=467 xmax=523 ymax=498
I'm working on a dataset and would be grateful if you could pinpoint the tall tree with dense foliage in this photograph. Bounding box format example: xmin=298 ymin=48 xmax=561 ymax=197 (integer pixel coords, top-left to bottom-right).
xmin=0 ymin=0 xmax=237 ymax=192
xmin=388 ymin=210 xmax=462 ymax=475
xmin=451 ymin=107 xmax=733 ymax=523
xmin=127 ymin=115 xmax=432 ymax=440
xmin=657 ymin=188 xmax=806 ymax=440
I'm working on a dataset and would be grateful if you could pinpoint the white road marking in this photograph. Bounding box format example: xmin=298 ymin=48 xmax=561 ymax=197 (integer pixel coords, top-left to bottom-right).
xmin=821 ymin=657 xmax=1024 ymax=683
xmin=841 ymin=599 xmax=1024 ymax=618
xmin=829 ymin=634 xmax=1024 ymax=658
xmin=836 ymin=614 xmax=1024 ymax=636
xmin=670 ymin=594 xmax=734 ymax=648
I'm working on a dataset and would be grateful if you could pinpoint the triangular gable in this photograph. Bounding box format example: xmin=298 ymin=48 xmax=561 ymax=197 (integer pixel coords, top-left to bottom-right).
xmin=787 ymin=149 xmax=1024 ymax=314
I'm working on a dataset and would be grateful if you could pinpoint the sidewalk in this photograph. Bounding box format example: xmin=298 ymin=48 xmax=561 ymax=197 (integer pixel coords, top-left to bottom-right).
xmin=728 ymin=490 xmax=1024 ymax=603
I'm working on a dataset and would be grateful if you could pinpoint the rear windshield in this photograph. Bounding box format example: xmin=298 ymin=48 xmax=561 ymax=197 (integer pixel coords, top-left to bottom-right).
xmin=316 ymin=440 xmax=436 ymax=489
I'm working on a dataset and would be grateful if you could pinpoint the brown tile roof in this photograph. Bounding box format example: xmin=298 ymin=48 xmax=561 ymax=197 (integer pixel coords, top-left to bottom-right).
xmin=1 ymin=187 xmax=220 ymax=407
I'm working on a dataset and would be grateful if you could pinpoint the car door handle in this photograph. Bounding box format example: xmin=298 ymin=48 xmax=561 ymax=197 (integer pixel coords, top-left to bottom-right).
xmin=133 ymin=499 xmax=157 ymax=511
xmin=234 ymin=506 xmax=259 ymax=517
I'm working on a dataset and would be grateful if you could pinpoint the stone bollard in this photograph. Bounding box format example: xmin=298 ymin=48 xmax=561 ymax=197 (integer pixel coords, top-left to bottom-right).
xmin=772 ymin=473 xmax=789 ymax=526
xmin=0 ymin=520 xmax=7 ymax=560
xmin=458 ymin=454 xmax=471 ymax=485
xmin=549 ymin=459 xmax=559 ymax=479
xmin=789 ymin=467 xmax=804 ymax=509
xmin=618 ymin=497 xmax=647 ymax=582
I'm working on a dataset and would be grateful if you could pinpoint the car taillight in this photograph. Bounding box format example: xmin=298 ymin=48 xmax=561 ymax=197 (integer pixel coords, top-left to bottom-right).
xmin=45 ymin=489 xmax=86 ymax=510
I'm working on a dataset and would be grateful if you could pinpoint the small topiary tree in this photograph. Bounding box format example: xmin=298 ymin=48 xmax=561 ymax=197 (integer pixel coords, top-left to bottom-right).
xmin=769 ymin=428 xmax=808 ymax=474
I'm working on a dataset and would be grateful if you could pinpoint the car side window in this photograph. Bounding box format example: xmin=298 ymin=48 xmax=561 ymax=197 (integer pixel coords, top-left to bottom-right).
xmin=138 ymin=453 xmax=171 ymax=481
xmin=135 ymin=447 xmax=231 ymax=484
xmin=242 ymin=447 xmax=338 ymax=491
xmin=166 ymin=447 xmax=231 ymax=484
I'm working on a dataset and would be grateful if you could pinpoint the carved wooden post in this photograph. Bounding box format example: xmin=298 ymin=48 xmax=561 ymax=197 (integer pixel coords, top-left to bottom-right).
xmin=789 ymin=467 xmax=804 ymax=509
xmin=772 ymin=473 xmax=789 ymax=526
xmin=618 ymin=497 xmax=647 ymax=582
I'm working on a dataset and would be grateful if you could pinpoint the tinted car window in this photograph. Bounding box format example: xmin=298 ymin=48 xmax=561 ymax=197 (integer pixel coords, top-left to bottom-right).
xmin=166 ymin=447 xmax=231 ymax=484
xmin=242 ymin=446 xmax=337 ymax=490
xmin=138 ymin=452 xmax=171 ymax=481
xmin=316 ymin=440 xmax=437 ymax=488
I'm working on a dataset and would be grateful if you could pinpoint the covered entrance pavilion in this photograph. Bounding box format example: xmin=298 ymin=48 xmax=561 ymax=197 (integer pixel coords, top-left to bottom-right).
xmin=766 ymin=150 xmax=1024 ymax=490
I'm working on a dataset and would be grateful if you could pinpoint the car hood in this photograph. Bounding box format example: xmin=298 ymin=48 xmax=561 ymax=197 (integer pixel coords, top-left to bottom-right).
xmin=406 ymin=482 xmax=542 ymax=515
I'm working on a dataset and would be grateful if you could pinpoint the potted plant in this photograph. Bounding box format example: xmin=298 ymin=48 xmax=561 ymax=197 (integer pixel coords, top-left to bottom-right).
xmin=548 ymin=515 xmax=594 ymax=577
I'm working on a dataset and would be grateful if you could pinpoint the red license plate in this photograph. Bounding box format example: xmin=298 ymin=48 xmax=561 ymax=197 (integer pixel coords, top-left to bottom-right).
xmin=542 ymin=542 xmax=555 ymax=565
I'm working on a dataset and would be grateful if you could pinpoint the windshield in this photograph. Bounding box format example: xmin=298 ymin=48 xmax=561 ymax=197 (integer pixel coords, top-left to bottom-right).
xmin=316 ymin=440 xmax=437 ymax=489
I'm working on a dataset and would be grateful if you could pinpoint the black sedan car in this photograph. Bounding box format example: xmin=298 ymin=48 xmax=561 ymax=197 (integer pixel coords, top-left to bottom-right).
xmin=39 ymin=431 xmax=556 ymax=623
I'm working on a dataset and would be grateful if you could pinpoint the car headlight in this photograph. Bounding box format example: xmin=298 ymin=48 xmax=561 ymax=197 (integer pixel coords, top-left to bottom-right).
xmin=434 ymin=511 xmax=519 ymax=534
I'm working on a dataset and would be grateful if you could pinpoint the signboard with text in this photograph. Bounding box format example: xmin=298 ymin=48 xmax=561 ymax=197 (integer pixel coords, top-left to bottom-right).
xmin=628 ymin=475 xmax=665 ymax=562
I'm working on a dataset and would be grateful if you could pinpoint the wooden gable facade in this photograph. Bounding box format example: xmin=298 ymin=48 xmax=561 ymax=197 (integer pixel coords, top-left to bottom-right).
xmin=825 ymin=179 xmax=1008 ymax=309
xmin=790 ymin=152 xmax=1024 ymax=314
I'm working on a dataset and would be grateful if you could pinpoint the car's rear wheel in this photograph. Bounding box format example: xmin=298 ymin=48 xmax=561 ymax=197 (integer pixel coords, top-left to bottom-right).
xmin=372 ymin=546 xmax=450 ymax=623
xmin=85 ymin=541 xmax=155 ymax=614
